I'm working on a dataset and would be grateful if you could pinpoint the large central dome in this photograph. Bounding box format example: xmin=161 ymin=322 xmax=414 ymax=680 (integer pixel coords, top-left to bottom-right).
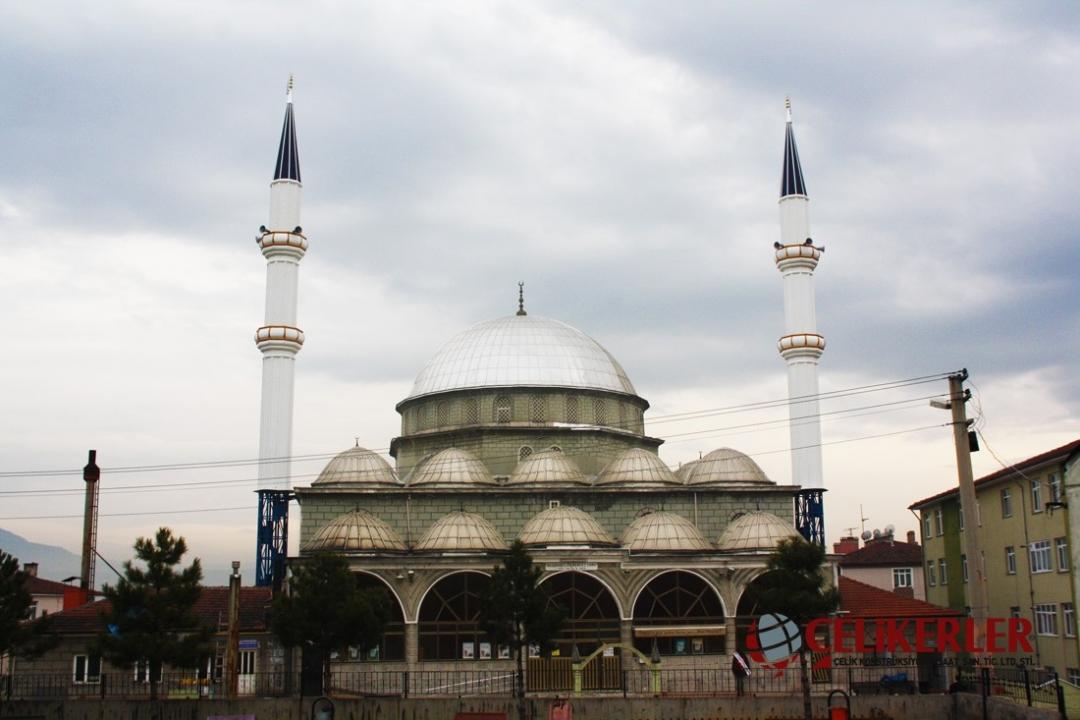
xmin=407 ymin=314 xmax=636 ymax=399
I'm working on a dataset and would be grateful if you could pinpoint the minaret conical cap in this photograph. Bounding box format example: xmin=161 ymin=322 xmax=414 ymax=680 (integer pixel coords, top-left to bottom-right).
xmin=274 ymin=77 xmax=301 ymax=183
xmin=780 ymin=99 xmax=806 ymax=198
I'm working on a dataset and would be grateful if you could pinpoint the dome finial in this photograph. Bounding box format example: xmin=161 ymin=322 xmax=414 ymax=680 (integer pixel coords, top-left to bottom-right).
xmin=785 ymin=96 xmax=792 ymax=122
xmin=286 ymin=74 xmax=294 ymax=104
xmin=354 ymin=436 xmax=359 ymax=448
xmin=516 ymin=281 xmax=527 ymax=316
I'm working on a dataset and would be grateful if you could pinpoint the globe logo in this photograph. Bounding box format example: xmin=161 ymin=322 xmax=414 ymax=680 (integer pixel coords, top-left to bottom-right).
xmin=753 ymin=612 xmax=802 ymax=664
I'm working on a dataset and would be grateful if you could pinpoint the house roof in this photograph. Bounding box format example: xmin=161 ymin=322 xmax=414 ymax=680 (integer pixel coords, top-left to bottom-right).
xmin=45 ymin=586 xmax=272 ymax=634
xmin=838 ymin=576 xmax=963 ymax=618
xmin=25 ymin=575 xmax=72 ymax=596
xmin=839 ymin=540 xmax=922 ymax=568
xmin=909 ymin=438 xmax=1080 ymax=510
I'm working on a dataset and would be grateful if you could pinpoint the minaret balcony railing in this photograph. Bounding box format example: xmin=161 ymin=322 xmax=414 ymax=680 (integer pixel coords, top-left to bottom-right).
xmin=255 ymin=324 xmax=305 ymax=352
xmin=777 ymin=333 xmax=826 ymax=359
xmin=258 ymin=229 xmax=308 ymax=258
xmin=774 ymin=242 xmax=823 ymax=270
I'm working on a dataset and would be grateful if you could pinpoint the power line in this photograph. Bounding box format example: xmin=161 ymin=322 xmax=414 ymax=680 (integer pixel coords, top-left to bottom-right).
xmin=0 ymin=506 xmax=251 ymax=521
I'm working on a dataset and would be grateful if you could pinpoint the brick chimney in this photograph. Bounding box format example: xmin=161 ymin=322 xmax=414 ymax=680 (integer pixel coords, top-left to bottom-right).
xmin=832 ymin=536 xmax=859 ymax=555
xmin=907 ymin=530 xmax=916 ymax=544
xmin=23 ymin=562 xmax=38 ymax=577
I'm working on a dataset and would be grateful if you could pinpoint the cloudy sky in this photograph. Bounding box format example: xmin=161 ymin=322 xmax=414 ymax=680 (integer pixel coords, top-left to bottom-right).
xmin=1 ymin=1 xmax=1077 ymax=583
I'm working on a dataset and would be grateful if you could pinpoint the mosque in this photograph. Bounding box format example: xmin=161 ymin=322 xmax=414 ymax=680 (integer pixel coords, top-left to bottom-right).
xmin=252 ymin=84 xmax=829 ymax=682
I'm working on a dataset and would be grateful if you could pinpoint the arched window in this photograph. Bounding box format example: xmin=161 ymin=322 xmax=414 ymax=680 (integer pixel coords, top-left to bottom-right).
xmin=352 ymin=574 xmax=405 ymax=661
xmin=531 ymin=395 xmax=546 ymax=424
xmin=633 ymin=572 xmax=726 ymax=656
xmin=495 ymin=395 xmax=512 ymax=424
xmin=565 ymin=395 xmax=579 ymax=424
xmin=549 ymin=446 xmax=562 ymax=454
xmin=419 ymin=573 xmax=492 ymax=661
xmin=540 ymin=573 xmax=621 ymax=656
xmin=519 ymin=446 xmax=534 ymax=462
xmin=617 ymin=402 xmax=627 ymax=430
xmin=592 ymin=397 xmax=606 ymax=426
xmin=436 ymin=401 xmax=450 ymax=428
xmin=464 ymin=398 xmax=480 ymax=425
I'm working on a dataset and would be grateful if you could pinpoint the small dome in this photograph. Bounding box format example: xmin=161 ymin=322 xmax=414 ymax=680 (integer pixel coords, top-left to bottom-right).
xmin=407 ymin=448 xmax=495 ymax=487
xmin=509 ymin=450 xmax=588 ymax=485
xmin=520 ymin=506 xmax=617 ymax=547
xmin=313 ymin=445 xmax=400 ymax=486
xmin=302 ymin=509 xmax=406 ymax=553
xmin=596 ymin=448 xmax=679 ymax=486
xmin=415 ymin=511 xmax=508 ymax=552
xmin=674 ymin=459 xmax=699 ymax=483
xmin=621 ymin=511 xmax=712 ymax=551
xmin=716 ymin=511 xmax=800 ymax=552
xmin=682 ymin=448 xmax=772 ymax=485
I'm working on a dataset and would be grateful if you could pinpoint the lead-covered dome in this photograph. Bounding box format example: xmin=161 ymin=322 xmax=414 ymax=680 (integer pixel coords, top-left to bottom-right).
xmin=716 ymin=511 xmax=800 ymax=551
xmin=682 ymin=448 xmax=772 ymax=486
xmin=407 ymin=314 xmax=636 ymax=399
xmin=621 ymin=511 xmax=712 ymax=551
xmin=302 ymin=509 xmax=407 ymax=553
xmin=313 ymin=445 xmax=400 ymax=487
xmin=407 ymin=448 xmax=496 ymax=487
xmin=509 ymin=449 xmax=588 ymax=485
xmin=519 ymin=506 xmax=617 ymax=547
xmin=596 ymin=448 xmax=679 ymax=486
xmin=415 ymin=511 xmax=508 ymax=552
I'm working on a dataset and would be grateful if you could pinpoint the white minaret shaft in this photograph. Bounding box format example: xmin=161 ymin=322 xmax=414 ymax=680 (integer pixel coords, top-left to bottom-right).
xmin=775 ymin=100 xmax=825 ymax=490
xmin=256 ymin=81 xmax=307 ymax=490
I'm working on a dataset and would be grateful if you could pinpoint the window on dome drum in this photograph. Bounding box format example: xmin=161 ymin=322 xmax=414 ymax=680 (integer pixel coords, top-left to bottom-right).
xmin=531 ymin=395 xmax=545 ymax=424
xmin=464 ymin=398 xmax=480 ymax=425
xmin=495 ymin=396 xmax=512 ymax=424
xmin=1006 ymin=546 xmax=1017 ymax=575
xmin=617 ymin=402 xmax=626 ymax=430
xmin=549 ymin=445 xmax=562 ymax=453
xmin=565 ymin=395 xmax=579 ymax=424
xmin=593 ymin=397 xmax=606 ymax=426
xmin=414 ymin=406 xmax=426 ymax=432
xmin=419 ymin=572 xmax=493 ymax=661
xmin=893 ymin=567 xmax=913 ymax=588
xmin=1032 ymin=479 xmax=1043 ymax=513
xmin=633 ymin=572 xmax=726 ymax=655
xmin=436 ymin=401 xmax=449 ymax=428
xmin=540 ymin=572 xmax=621 ymax=656
xmin=1030 ymin=540 xmax=1052 ymax=573
xmin=1001 ymin=487 xmax=1013 ymax=518
xmin=1057 ymin=537 xmax=1069 ymax=571
xmin=356 ymin=573 xmax=405 ymax=661
xmin=519 ymin=446 xmax=533 ymax=462
xmin=1035 ymin=603 xmax=1058 ymax=636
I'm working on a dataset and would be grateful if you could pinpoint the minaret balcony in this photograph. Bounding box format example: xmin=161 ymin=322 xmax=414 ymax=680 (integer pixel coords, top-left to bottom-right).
xmin=258 ymin=229 xmax=308 ymax=259
xmin=774 ymin=242 xmax=822 ymax=270
xmin=777 ymin=333 xmax=826 ymax=359
xmin=255 ymin=325 xmax=305 ymax=352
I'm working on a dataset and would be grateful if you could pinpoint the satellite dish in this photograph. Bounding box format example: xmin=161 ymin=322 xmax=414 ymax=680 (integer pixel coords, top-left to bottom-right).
xmin=872 ymin=529 xmax=882 ymax=539
xmin=860 ymin=530 xmax=873 ymax=541
xmin=884 ymin=524 xmax=895 ymax=536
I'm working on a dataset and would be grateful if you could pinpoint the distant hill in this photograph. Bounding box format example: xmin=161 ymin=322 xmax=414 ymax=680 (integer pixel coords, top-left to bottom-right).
xmin=0 ymin=527 xmax=84 ymax=581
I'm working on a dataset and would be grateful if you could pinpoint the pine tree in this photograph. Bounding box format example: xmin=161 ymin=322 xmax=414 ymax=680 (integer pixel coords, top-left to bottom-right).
xmin=479 ymin=541 xmax=563 ymax=720
xmin=270 ymin=553 xmax=390 ymax=694
xmin=97 ymin=528 xmax=210 ymax=699
xmin=0 ymin=550 xmax=56 ymax=663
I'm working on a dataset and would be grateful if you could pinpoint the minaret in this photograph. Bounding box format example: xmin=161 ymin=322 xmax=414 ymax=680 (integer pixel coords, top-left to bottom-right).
xmin=254 ymin=77 xmax=307 ymax=587
xmin=774 ymin=99 xmax=827 ymax=546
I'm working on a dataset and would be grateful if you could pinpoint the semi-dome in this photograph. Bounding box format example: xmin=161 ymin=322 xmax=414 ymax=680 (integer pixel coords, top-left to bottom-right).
xmin=302 ymin=509 xmax=407 ymax=553
xmin=407 ymin=448 xmax=496 ymax=487
xmin=621 ymin=511 xmax=712 ymax=551
xmin=406 ymin=314 xmax=636 ymax=399
xmin=509 ymin=449 xmax=588 ymax=485
xmin=682 ymin=448 xmax=772 ymax=486
xmin=596 ymin=448 xmax=679 ymax=486
xmin=716 ymin=511 xmax=800 ymax=552
xmin=313 ymin=445 xmax=400 ymax=486
xmin=415 ymin=511 xmax=508 ymax=552
xmin=519 ymin=506 xmax=617 ymax=547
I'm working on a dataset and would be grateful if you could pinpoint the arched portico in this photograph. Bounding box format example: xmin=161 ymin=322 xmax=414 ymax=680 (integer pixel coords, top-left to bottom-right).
xmin=631 ymin=570 xmax=727 ymax=656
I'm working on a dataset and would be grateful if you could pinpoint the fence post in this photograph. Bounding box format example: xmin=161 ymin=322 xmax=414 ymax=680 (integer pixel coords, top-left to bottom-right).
xmin=100 ymin=673 xmax=107 ymax=700
xmin=980 ymin=667 xmax=990 ymax=720
xmin=1055 ymin=671 xmax=1066 ymax=719
xmin=621 ymin=670 xmax=627 ymax=698
xmin=402 ymin=671 xmax=409 ymax=699
xmin=1022 ymin=663 xmax=1032 ymax=706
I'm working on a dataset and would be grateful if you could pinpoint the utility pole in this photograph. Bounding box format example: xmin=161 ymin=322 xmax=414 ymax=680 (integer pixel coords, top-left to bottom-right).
xmin=946 ymin=369 xmax=989 ymax=653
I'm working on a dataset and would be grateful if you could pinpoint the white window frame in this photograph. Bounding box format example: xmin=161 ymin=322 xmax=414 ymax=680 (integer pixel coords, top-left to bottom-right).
xmin=961 ymin=554 xmax=969 ymax=583
xmin=893 ymin=567 xmax=913 ymax=588
xmin=1006 ymin=546 xmax=1017 ymax=575
xmin=959 ymin=506 xmax=965 ymax=531
xmin=1068 ymin=668 xmax=1080 ymax=686
xmin=1032 ymin=479 xmax=1043 ymax=513
xmin=938 ymin=558 xmax=948 ymax=585
xmin=923 ymin=513 xmax=932 ymax=539
xmin=1035 ymin=604 xmax=1058 ymax=636
xmin=1050 ymin=473 xmax=1062 ymax=504
xmin=1001 ymin=487 xmax=1013 ymax=518
xmin=1030 ymin=540 xmax=1053 ymax=573
xmin=133 ymin=660 xmax=162 ymax=684
xmin=927 ymin=561 xmax=936 ymax=587
xmin=72 ymin=655 xmax=101 ymax=684
xmin=1065 ymin=603 xmax=1076 ymax=638
xmin=934 ymin=508 xmax=944 ymax=536
xmin=1057 ymin=537 xmax=1069 ymax=572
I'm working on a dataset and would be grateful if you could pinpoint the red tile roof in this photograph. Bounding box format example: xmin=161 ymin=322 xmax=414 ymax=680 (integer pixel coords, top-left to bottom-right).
xmin=46 ymin=586 xmax=273 ymax=635
xmin=909 ymin=438 xmax=1080 ymax=509
xmin=839 ymin=576 xmax=962 ymax=618
xmin=24 ymin=575 xmax=72 ymax=596
xmin=839 ymin=540 xmax=922 ymax=568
